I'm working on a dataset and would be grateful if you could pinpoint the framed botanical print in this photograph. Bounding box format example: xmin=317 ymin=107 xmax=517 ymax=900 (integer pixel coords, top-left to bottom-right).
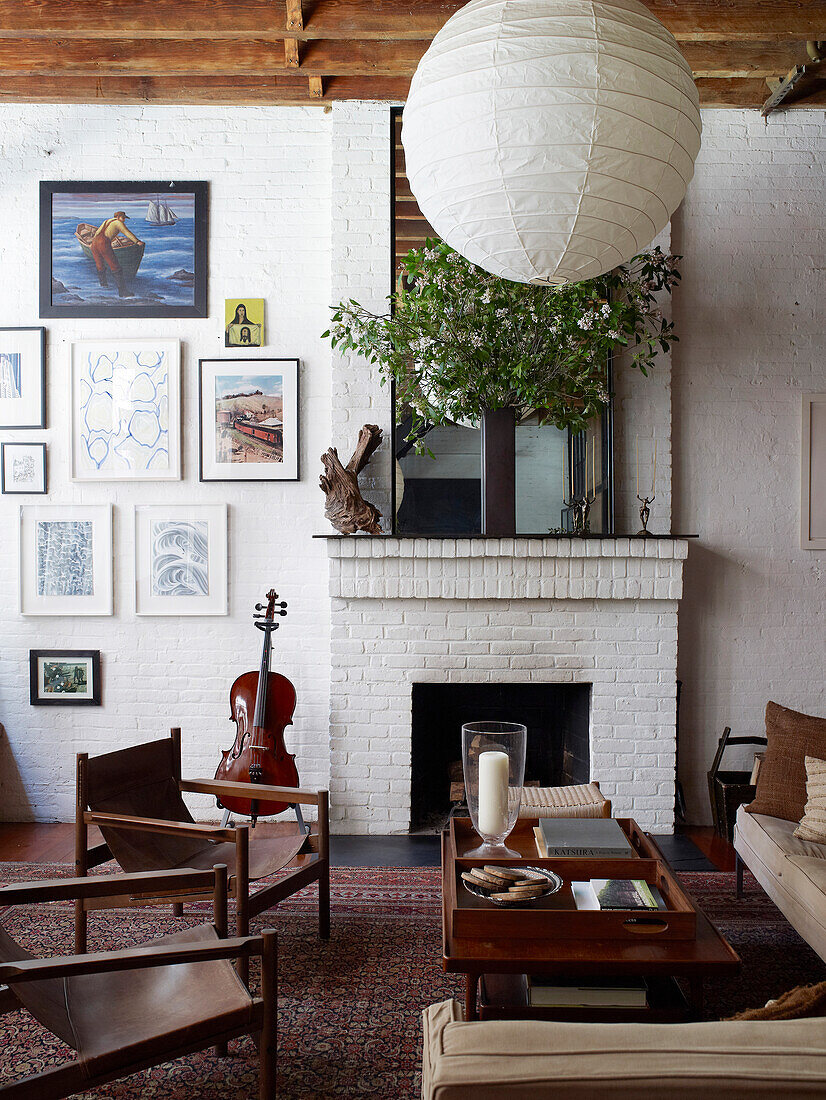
xmin=39 ymin=181 xmax=208 ymax=319
xmin=199 ymin=358 xmax=299 ymax=482
xmin=2 ymin=442 xmax=47 ymax=494
xmin=134 ymin=503 xmax=228 ymax=616
xmin=0 ymin=327 xmax=46 ymax=429
xmin=71 ymin=339 xmax=181 ymax=481
xmin=30 ymin=650 xmax=101 ymax=706
xmin=19 ymin=503 xmax=113 ymax=616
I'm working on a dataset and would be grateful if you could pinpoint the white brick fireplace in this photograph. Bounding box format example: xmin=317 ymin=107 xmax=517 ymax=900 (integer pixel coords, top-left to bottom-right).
xmin=327 ymin=536 xmax=688 ymax=835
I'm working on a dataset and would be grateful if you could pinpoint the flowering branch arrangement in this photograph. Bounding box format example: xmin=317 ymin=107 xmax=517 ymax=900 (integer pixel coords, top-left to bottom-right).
xmin=323 ymin=240 xmax=680 ymax=450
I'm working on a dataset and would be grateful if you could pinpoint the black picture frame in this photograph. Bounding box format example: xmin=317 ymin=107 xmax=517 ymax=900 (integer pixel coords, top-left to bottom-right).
xmin=198 ymin=357 xmax=301 ymax=482
xmin=39 ymin=181 xmax=208 ymax=319
xmin=1 ymin=441 xmax=47 ymax=494
xmin=29 ymin=649 xmax=101 ymax=706
xmin=0 ymin=326 xmax=46 ymax=429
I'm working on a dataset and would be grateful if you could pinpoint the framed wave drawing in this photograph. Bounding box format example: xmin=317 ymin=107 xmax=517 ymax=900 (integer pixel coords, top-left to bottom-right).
xmin=19 ymin=503 xmax=113 ymax=616
xmin=134 ymin=504 xmax=227 ymax=616
xmin=71 ymin=339 xmax=180 ymax=481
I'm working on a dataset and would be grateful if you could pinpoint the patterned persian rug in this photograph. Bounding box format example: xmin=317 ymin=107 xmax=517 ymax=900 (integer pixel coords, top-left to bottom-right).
xmin=0 ymin=864 xmax=824 ymax=1098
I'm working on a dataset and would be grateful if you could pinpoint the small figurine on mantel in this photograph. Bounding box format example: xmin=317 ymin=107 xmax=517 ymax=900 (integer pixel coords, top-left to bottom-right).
xmin=319 ymin=423 xmax=384 ymax=535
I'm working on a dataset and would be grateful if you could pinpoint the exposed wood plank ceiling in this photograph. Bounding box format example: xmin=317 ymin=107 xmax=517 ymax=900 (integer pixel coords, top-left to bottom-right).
xmin=0 ymin=1 xmax=822 ymax=108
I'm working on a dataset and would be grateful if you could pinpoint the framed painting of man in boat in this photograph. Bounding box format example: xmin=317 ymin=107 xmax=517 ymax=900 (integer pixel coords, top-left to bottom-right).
xmin=199 ymin=358 xmax=300 ymax=482
xmin=225 ymin=299 xmax=264 ymax=347
xmin=39 ymin=181 xmax=208 ymax=319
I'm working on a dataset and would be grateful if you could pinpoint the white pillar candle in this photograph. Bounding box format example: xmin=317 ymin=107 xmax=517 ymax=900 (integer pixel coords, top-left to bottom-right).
xmin=477 ymin=750 xmax=510 ymax=837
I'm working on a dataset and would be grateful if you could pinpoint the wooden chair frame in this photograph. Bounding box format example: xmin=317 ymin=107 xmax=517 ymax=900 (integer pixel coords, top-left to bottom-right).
xmin=75 ymin=728 xmax=330 ymax=982
xmin=0 ymin=866 xmax=277 ymax=1099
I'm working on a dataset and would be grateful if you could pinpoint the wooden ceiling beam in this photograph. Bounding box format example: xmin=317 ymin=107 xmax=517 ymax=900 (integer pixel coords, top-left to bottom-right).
xmin=0 ymin=0 xmax=820 ymax=42
xmin=0 ymin=73 xmax=411 ymax=104
xmin=0 ymin=37 xmax=429 ymax=76
xmin=695 ymin=76 xmax=826 ymax=106
xmin=0 ymin=37 xmax=809 ymax=81
xmin=680 ymin=40 xmax=807 ymax=79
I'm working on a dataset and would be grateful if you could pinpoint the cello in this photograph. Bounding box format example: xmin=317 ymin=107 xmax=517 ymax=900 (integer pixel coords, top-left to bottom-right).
xmin=214 ymin=589 xmax=300 ymax=824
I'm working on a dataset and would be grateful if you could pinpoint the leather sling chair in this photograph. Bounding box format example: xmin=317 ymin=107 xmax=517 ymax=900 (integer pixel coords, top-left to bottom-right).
xmin=75 ymin=728 xmax=329 ymax=983
xmin=0 ymin=865 xmax=277 ymax=1099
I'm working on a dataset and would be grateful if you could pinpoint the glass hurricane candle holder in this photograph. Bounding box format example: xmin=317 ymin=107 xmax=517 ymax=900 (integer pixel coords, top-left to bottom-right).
xmin=461 ymin=721 xmax=527 ymax=858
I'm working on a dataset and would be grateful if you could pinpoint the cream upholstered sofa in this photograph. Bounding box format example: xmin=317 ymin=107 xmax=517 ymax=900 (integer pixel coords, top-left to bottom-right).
xmin=421 ymin=999 xmax=826 ymax=1098
xmin=734 ymin=804 xmax=826 ymax=963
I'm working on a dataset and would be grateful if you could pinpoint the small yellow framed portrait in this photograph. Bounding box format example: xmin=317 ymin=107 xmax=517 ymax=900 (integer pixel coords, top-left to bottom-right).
xmin=225 ymin=299 xmax=264 ymax=347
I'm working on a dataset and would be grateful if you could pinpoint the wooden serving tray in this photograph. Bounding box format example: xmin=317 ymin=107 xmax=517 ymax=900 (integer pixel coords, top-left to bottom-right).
xmin=447 ymin=818 xmax=697 ymax=943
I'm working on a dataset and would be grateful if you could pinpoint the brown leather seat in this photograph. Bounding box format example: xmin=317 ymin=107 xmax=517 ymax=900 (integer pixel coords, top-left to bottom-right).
xmin=0 ymin=867 xmax=276 ymax=1099
xmin=75 ymin=730 xmax=330 ymax=972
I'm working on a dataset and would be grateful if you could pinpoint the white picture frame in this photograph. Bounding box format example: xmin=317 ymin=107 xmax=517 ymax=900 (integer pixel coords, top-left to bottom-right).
xmin=801 ymin=393 xmax=826 ymax=550
xmin=0 ymin=327 xmax=46 ymax=429
xmin=19 ymin=504 xmax=113 ymax=616
xmin=71 ymin=338 xmax=181 ymax=481
xmin=134 ymin=503 xmax=228 ymax=616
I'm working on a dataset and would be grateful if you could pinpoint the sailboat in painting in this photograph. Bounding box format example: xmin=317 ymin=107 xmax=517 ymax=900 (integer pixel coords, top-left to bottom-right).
xmin=146 ymin=197 xmax=178 ymax=225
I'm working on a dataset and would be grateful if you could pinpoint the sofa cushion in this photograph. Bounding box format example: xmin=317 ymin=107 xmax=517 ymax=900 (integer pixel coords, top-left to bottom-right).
xmin=422 ymin=1001 xmax=826 ymax=1098
xmin=794 ymin=757 xmax=826 ymax=844
xmin=734 ymin=808 xmax=826 ymax=964
xmin=748 ymin=701 xmax=826 ymax=822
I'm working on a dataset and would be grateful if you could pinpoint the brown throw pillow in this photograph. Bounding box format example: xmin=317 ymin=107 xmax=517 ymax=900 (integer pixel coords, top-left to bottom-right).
xmin=726 ymin=980 xmax=826 ymax=1021
xmin=747 ymin=701 xmax=826 ymax=822
xmin=794 ymin=756 xmax=826 ymax=844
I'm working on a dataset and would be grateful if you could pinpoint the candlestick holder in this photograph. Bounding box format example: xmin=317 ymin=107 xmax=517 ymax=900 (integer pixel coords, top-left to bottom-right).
xmin=637 ymin=494 xmax=655 ymax=536
xmin=564 ymin=492 xmax=595 ymax=534
xmin=461 ymin=722 xmax=526 ymax=858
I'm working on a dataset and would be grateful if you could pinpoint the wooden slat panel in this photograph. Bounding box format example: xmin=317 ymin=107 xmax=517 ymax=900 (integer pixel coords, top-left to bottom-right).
xmin=695 ymin=76 xmax=826 ymax=106
xmin=680 ymin=40 xmax=806 ymax=77
xmin=0 ymin=37 xmax=430 ymax=76
xmin=0 ymin=0 xmax=820 ymax=41
xmin=0 ymin=73 xmax=411 ymax=103
xmin=0 ymin=37 xmax=428 ymax=75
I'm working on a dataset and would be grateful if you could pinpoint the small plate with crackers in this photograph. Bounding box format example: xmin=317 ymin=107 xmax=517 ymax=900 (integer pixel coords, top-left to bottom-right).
xmin=461 ymin=865 xmax=563 ymax=906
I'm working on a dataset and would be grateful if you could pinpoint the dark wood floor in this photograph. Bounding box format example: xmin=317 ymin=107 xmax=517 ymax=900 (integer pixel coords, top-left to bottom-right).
xmin=0 ymin=822 xmax=735 ymax=870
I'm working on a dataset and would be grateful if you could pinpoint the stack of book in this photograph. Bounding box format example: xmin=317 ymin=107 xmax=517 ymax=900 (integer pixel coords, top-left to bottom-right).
xmin=533 ymin=817 xmax=633 ymax=858
xmin=529 ymin=976 xmax=648 ymax=1008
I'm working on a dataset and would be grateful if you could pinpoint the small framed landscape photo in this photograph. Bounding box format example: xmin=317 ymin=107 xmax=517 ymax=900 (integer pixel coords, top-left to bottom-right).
xmin=199 ymin=358 xmax=299 ymax=481
xmin=30 ymin=649 xmax=101 ymax=706
xmin=134 ymin=503 xmax=228 ymax=616
xmin=39 ymin=181 xmax=208 ymax=319
xmin=225 ymin=299 xmax=264 ymax=347
xmin=2 ymin=442 xmax=46 ymax=494
xmin=0 ymin=327 xmax=46 ymax=429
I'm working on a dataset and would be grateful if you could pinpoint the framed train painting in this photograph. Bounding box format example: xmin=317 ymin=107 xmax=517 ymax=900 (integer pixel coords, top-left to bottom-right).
xmin=199 ymin=358 xmax=299 ymax=481
xmin=39 ymin=181 xmax=208 ymax=319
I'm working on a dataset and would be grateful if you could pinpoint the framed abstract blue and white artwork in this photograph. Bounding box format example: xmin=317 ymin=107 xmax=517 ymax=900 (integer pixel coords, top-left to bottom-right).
xmin=71 ymin=339 xmax=180 ymax=481
xmin=19 ymin=504 xmax=113 ymax=616
xmin=134 ymin=503 xmax=227 ymax=616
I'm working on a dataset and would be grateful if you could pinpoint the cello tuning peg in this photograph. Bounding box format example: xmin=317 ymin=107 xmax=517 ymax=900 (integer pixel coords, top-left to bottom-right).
xmin=254 ymin=603 xmax=265 ymax=611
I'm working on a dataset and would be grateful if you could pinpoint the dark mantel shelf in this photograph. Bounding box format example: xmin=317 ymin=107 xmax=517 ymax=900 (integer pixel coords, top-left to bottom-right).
xmin=313 ymin=533 xmax=700 ymax=540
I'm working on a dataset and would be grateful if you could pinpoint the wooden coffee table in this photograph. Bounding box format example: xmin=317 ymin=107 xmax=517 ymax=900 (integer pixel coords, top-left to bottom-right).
xmin=442 ymin=817 xmax=740 ymax=1022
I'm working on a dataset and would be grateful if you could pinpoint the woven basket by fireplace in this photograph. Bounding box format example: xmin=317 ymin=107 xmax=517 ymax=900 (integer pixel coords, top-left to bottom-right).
xmin=508 ymin=781 xmax=611 ymax=819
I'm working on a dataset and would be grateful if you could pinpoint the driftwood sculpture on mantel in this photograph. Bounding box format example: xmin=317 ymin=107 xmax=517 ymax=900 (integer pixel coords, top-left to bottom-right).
xmin=319 ymin=423 xmax=384 ymax=535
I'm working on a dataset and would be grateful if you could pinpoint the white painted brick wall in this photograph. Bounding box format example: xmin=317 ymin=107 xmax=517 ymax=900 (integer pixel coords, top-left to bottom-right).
xmin=673 ymin=109 xmax=826 ymax=824
xmin=0 ymin=104 xmax=336 ymax=821
xmin=2 ymin=101 xmax=823 ymax=833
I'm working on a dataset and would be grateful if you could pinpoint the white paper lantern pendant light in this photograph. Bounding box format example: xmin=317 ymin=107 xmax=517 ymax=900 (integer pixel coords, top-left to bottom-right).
xmin=402 ymin=0 xmax=701 ymax=285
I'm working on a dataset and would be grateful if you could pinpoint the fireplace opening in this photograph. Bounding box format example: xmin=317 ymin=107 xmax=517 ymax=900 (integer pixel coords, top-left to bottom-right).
xmin=410 ymin=682 xmax=591 ymax=832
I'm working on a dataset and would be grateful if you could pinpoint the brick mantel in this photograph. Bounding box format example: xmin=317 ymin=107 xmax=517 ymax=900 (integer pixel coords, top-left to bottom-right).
xmin=327 ymin=537 xmax=689 ymax=601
